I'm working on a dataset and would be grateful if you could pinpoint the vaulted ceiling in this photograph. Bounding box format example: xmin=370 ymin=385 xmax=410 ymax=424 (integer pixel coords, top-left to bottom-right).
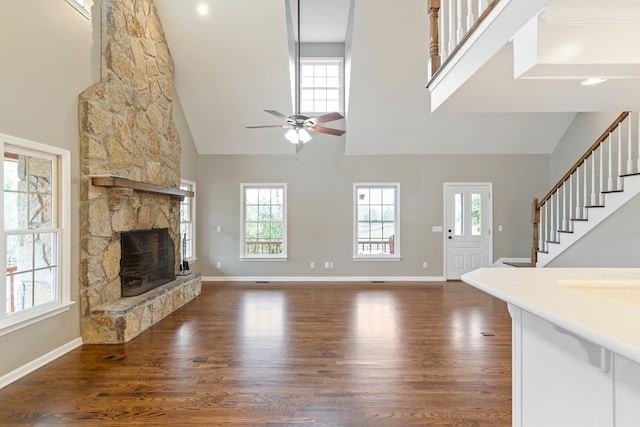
xmin=152 ymin=0 xmax=599 ymax=156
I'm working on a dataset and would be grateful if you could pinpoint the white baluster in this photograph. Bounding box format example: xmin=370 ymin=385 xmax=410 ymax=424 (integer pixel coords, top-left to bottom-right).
xmin=618 ymin=126 xmax=623 ymax=190
xmin=591 ymin=151 xmax=598 ymax=206
xmin=448 ymin=0 xmax=455 ymax=55
xmin=575 ymin=165 xmax=581 ymax=220
xmin=569 ymin=174 xmax=574 ymax=226
xmin=539 ymin=202 xmax=545 ymax=253
xmin=561 ymin=182 xmax=568 ymax=231
xmin=600 ymin=144 xmax=605 ymax=202
xmin=608 ymin=133 xmax=614 ymax=191
xmin=466 ymin=0 xmax=475 ymax=31
xmin=583 ymin=160 xmax=588 ymax=217
xmin=545 ymin=201 xmax=550 ymax=249
xmin=628 ymin=115 xmax=634 ymax=175
xmin=553 ymin=191 xmax=560 ymax=242
xmin=456 ymin=0 xmax=464 ymax=43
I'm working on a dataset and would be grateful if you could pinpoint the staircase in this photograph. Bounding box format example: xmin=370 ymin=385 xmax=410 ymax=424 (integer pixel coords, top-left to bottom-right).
xmin=534 ymin=112 xmax=640 ymax=267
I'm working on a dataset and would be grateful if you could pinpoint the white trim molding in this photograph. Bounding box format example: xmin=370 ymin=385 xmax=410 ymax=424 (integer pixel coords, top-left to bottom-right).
xmin=201 ymin=276 xmax=446 ymax=283
xmin=0 ymin=337 xmax=82 ymax=389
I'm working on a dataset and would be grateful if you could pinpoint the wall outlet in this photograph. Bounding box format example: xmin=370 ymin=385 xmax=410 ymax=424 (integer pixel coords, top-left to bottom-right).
xmin=310 ymin=262 xmax=315 ymax=269
xmin=216 ymin=261 xmax=221 ymax=269
xmin=216 ymin=225 xmax=221 ymax=232
xmin=422 ymin=261 xmax=428 ymax=269
xmin=329 ymin=261 xmax=334 ymax=269
xmin=324 ymin=261 xmax=329 ymax=269
xmin=498 ymin=225 xmax=503 ymax=232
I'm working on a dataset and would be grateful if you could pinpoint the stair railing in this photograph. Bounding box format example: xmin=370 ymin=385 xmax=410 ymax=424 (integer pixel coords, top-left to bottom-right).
xmin=427 ymin=0 xmax=499 ymax=80
xmin=532 ymin=112 xmax=639 ymax=264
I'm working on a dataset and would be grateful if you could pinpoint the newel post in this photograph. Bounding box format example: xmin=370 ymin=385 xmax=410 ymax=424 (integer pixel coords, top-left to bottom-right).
xmin=531 ymin=198 xmax=540 ymax=265
xmin=428 ymin=0 xmax=441 ymax=79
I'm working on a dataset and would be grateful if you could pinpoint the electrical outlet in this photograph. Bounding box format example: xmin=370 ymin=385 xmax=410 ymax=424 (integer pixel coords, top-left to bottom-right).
xmin=324 ymin=261 xmax=329 ymax=269
xmin=216 ymin=261 xmax=221 ymax=269
xmin=310 ymin=262 xmax=315 ymax=269
xmin=216 ymin=226 xmax=221 ymax=232
xmin=498 ymin=225 xmax=503 ymax=232
xmin=329 ymin=262 xmax=334 ymax=269
xmin=422 ymin=261 xmax=428 ymax=269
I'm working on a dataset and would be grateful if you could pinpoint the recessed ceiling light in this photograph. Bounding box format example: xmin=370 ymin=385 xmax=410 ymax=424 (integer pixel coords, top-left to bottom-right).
xmin=197 ymin=3 xmax=209 ymax=16
xmin=581 ymin=78 xmax=606 ymax=86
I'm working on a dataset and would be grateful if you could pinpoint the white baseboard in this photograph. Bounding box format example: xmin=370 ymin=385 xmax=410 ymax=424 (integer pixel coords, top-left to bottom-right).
xmin=202 ymin=276 xmax=446 ymax=282
xmin=0 ymin=337 xmax=83 ymax=389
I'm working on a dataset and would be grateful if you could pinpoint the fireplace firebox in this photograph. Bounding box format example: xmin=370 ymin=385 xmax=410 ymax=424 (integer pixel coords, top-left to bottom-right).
xmin=120 ymin=228 xmax=176 ymax=297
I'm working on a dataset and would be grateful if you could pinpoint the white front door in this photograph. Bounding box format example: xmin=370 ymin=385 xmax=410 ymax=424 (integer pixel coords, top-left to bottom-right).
xmin=444 ymin=183 xmax=493 ymax=280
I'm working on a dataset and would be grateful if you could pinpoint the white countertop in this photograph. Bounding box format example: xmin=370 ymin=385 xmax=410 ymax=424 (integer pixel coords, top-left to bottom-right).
xmin=462 ymin=268 xmax=640 ymax=364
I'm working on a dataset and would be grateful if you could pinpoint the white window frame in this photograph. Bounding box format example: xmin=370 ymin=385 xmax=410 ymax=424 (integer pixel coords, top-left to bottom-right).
xmin=0 ymin=133 xmax=73 ymax=337
xmin=300 ymin=57 xmax=344 ymax=115
xmin=180 ymin=179 xmax=197 ymax=263
xmin=65 ymin=0 xmax=91 ymax=19
xmin=240 ymin=184 xmax=287 ymax=261
xmin=353 ymin=183 xmax=401 ymax=261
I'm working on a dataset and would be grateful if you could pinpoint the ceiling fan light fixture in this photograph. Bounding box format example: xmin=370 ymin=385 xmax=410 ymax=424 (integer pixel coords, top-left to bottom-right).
xmin=285 ymin=128 xmax=312 ymax=144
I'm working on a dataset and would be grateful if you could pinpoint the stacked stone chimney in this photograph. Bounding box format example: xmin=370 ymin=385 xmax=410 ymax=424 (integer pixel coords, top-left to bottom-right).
xmin=78 ymin=0 xmax=200 ymax=344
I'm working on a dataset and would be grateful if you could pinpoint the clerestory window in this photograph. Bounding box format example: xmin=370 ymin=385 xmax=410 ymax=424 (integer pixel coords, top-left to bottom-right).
xmin=300 ymin=58 xmax=344 ymax=115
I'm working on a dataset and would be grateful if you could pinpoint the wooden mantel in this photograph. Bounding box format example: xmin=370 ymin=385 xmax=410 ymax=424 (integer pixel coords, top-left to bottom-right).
xmin=90 ymin=175 xmax=194 ymax=198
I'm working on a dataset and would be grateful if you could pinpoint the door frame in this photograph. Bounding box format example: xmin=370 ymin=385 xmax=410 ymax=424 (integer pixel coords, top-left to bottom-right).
xmin=443 ymin=182 xmax=493 ymax=280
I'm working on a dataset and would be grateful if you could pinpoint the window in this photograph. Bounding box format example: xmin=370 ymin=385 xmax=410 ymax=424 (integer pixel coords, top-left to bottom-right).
xmin=1 ymin=133 xmax=72 ymax=335
xmin=65 ymin=0 xmax=91 ymax=19
xmin=241 ymin=184 xmax=287 ymax=259
xmin=354 ymin=184 xmax=400 ymax=259
xmin=454 ymin=192 xmax=482 ymax=236
xmin=300 ymin=58 xmax=344 ymax=114
xmin=180 ymin=179 xmax=196 ymax=262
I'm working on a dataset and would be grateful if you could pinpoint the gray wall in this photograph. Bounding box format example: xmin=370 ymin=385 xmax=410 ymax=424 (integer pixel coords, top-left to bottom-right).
xmin=0 ymin=0 xmax=97 ymax=377
xmin=0 ymin=0 xmax=200 ymax=379
xmin=197 ymin=141 xmax=549 ymax=278
xmin=175 ymin=92 xmax=199 ymax=182
xmin=550 ymin=112 xmax=621 ymax=183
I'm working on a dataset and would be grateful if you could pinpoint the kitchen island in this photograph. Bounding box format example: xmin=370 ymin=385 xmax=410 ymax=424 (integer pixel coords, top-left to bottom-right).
xmin=462 ymin=268 xmax=640 ymax=427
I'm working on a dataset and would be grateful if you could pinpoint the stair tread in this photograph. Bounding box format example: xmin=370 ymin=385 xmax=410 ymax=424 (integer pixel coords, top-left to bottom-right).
xmin=569 ymin=218 xmax=588 ymax=221
xmin=558 ymin=230 xmax=573 ymax=233
xmin=585 ymin=205 xmax=605 ymax=208
xmin=620 ymin=172 xmax=640 ymax=177
xmin=602 ymin=189 xmax=623 ymax=194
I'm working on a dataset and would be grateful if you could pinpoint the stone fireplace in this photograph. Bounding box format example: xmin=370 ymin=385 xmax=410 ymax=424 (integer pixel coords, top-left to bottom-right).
xmin=78 ymin=0 xmax=201 ymax=344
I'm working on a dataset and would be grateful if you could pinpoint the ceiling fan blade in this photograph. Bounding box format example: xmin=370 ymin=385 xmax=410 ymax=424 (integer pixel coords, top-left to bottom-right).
xmin=246 ymin=125 xmax=288 ymax=129
xmin=309 ymin=125 xmax=346 ymax=136
xmin=264 ymin=110 xmax=290 ymax=120
xmin=309 ymin=112 xmax=344 ymax=125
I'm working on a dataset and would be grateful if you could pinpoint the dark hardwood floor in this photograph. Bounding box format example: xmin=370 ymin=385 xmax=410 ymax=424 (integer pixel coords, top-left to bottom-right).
xmin=0 ymin=281 xmax=512 ymax=426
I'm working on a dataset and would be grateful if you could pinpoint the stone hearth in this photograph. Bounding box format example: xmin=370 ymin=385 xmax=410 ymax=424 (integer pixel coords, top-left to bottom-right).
xmin=78 ymin=0 xmax=201 ymax=344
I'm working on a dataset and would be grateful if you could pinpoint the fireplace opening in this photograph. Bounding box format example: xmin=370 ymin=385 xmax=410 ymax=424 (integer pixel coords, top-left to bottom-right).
xmin=120 ymin=228 xmax=175 ymax=297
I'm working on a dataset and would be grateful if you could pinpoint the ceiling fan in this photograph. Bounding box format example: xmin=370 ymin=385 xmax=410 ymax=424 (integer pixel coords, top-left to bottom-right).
xmin=246 ymin=0 xmax=345 ymax=151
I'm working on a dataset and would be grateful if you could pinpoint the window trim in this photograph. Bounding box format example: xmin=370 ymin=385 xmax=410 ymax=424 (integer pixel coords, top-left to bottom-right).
xmin=180 ymin=179 xmax=197 ymax=263
xmin=353 ymin=183 xmax=401 ymax=260
xmin=240 ymin=183 xmax=288 ymax=260
xmin=300 ymin=57 xmax=344 ymax=115
xmin=65 ymin=0 xmax=91 ymax=19
xmin=0 ymin=133 xmax=73 ymax=336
